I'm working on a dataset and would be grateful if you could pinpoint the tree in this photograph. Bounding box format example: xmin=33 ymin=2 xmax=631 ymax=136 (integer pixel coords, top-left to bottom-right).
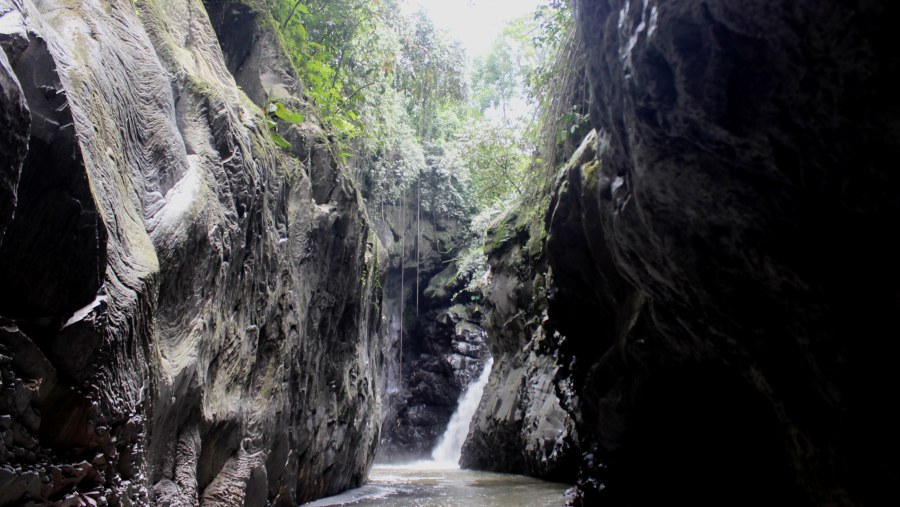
xmin=273 ymin=0 xmax=399 ymax=139
xmin=443 ymin=120 xmax=528 ymax=209
xmin=393 ymin=9 xmax=467 ymax=141
xmin=470 ymin=21 xmax=536 ymax=121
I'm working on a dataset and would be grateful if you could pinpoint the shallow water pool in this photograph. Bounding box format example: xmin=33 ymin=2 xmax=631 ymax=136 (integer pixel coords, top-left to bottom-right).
xmin=303 ymin=463 xmax=571 ymax=507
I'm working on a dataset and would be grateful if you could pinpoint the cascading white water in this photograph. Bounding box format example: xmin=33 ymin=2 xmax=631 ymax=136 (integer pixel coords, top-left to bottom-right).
xmin=306 ymin=358 xmax=570 ymax=506
xmin=431 ymin=357 xmax=494 ymax=466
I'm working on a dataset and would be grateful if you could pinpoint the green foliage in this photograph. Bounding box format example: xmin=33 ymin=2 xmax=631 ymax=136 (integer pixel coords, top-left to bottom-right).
xmin=268 ymin=128 xmax=292 ymax=149
xmin=418 ymin=142 xmax=472 ymax=221
xmin=265 ymin=100 xmax=304 ymax=149
xmin=269 ymin=0 xmax=475 ymax=226
xmin=442 ymin=121 xmax=528 ymax=209
xmin=266 ymin=0 xmax=585 ymax=251
xmin=260 ymin=0 xmax=595 ymax=327
xmin=526 ymin=2 xmax=592 ymax=185
xmin=532 ymin=0 xmax=571 ymax=47
xmin=272 ymin=0 xmax=395 ymax=140
xmin=449 ymin=241 xmax=488 ymax=292
xmin=271 ymin=100 xmax=304 ymax=123
xmin=470 ymin=19 xmax=536 ymax=120
xmin=458 ymin=1 xmax=590 ymax=216
xmin=393 ymin=9 xmax=468 ymax=140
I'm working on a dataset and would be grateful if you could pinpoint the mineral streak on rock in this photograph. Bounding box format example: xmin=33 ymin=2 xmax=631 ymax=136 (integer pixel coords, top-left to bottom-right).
xmin=0 ymin=0 xmax=385 ymax=505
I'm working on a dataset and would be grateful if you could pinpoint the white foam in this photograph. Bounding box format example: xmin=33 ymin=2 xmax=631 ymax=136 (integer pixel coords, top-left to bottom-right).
xmin=431 ymin=357 xmax=494 ymax=466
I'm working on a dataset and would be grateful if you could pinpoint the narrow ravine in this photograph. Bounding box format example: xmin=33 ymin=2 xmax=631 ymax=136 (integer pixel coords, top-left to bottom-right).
xmin=2 ymin=0 xmax=896 ymax=504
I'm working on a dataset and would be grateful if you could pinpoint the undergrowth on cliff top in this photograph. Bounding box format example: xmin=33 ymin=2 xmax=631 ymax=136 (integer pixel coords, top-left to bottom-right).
xmin=269 ymin=0 xmax=588 ymax=281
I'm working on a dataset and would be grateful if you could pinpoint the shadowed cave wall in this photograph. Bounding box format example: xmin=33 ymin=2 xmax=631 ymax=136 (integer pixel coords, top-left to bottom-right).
xmin=462 ymin=1 xmax=900 ymax=506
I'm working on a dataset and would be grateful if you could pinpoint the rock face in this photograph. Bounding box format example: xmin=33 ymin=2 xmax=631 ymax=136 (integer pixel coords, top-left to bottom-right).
xmin=0 ymin=0 xmax=384 ymax=505
xmin=375 ymin=199 xmax=488 ymax=462
xmin=532 ymin=0 xmax=900 ymax=505
xmin=379 ymin=299 xmax=487 ymax=461
xmin=460 ymin=208 xmax=580 ymax=481
xmin=464 ymin=1 xmax=900 ymax=504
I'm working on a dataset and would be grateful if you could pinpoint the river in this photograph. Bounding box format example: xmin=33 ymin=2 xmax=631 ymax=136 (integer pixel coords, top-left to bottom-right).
xmin=303 ymin=463 xmax=571 ymax=506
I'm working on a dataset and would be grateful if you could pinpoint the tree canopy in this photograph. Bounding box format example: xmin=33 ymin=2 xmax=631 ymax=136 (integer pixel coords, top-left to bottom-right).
xmin=269 ymin=0 xmax=585 ymax=230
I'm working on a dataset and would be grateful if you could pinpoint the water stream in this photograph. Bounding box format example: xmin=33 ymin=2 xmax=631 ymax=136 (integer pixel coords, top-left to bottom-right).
xmin=304 ymin=357 xmax=570 ymax=506
xmin=431 ymin=357 xmax=494 ymax=465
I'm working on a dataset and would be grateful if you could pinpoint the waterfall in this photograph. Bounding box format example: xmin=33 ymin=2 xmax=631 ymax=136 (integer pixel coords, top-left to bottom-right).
xmin=431 ymin=357 xmax=494 ymax=466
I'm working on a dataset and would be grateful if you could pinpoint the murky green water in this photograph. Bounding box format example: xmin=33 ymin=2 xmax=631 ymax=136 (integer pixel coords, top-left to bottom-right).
xmin=303 ymin=463 xmax=571 ymax=507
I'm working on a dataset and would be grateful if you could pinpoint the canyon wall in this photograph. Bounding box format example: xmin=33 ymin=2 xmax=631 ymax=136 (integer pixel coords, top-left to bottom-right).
xmin=467 ymin=1 xmax=900 ymax=505
xmin=4 ymin=0 xmax=898 ymax=504
xmin=0 ymin=0 xmax=384 ymax=505
xmin=570 ymin=1 xmax=900 ymax=503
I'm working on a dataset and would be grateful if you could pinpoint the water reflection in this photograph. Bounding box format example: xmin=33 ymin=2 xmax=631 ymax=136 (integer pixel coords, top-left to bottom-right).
xmin=303 ymin=463 xmax=570 ymax=506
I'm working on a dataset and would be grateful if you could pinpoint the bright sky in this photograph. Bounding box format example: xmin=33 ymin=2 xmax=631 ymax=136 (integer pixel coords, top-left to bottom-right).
xmin=402 ymin=0 xmax=543 ymax=58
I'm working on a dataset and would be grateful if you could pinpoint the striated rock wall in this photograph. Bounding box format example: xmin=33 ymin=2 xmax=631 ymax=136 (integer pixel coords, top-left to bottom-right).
xmin=0 ymin=0 xmax=384 ymax=505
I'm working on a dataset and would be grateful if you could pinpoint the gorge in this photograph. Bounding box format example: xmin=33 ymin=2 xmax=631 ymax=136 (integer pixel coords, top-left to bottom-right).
xmin=3 ymin=0 xmax=899 ymax=506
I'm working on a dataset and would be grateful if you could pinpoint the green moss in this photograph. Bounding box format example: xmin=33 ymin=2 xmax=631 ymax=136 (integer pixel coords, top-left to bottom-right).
xmin=237 ymin=88 xmax=259 ymax=111
xmin=183 ymin=74 xmax=218 ymax=100
xmin=522 ymin=193 xmax=550 ymax=259
xmin=485 ymin=211 xmax=516 ymax=252
xmin=483 ymin=192 xmax=549 ymax=261
xmin=581 ymin=160 xmax=602 ymax=195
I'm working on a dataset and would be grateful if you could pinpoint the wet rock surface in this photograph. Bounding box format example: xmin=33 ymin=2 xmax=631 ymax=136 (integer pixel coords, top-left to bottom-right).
xmin=379 ymin=300 xmax=488 ymax=461
xmin=0 ymin=0 xmax=384 ymax=505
